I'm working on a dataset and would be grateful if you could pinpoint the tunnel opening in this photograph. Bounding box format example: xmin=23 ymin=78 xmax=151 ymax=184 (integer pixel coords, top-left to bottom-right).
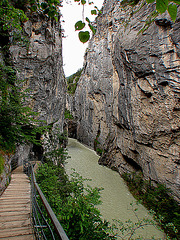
xmin=32 ymin=132 xmax=44 ymax=161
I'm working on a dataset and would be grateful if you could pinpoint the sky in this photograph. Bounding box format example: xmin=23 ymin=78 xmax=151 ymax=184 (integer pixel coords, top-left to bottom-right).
xmin=61 ymin=0 xmax=104 ymax=77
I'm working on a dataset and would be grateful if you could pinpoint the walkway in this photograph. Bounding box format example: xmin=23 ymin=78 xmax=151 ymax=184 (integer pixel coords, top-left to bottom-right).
xmin=0 ymin=166 xmax=34 ymax=239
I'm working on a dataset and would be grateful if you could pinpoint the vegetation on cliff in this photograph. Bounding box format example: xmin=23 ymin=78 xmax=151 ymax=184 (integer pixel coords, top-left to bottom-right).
xmin=0 ymin=153 xmax=4 ymax=175
xmin=0 ymin=0 xmax=65 ymax=154
xmin=0 ymin=0 xmax=44 ymax=154
xmin=66 ymin=68 xmax=83 ymax=94
xmin=74 ymin=0 xmax=180 ymax=43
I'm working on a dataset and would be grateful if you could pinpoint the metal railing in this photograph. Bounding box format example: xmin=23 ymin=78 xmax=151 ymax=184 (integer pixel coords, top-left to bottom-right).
xmin=23 ymin=159 xmax=69 ymax=240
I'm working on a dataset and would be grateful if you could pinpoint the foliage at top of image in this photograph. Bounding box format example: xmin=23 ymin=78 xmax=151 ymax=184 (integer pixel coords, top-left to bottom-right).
xmin=66 ymin=68 xmax=83 ymax=94
xmin=28 ymin=0 xmax=62 ymax=20
xmin=75 ymin=0 xmax=180 ymax=43
xmin=10 ymin=0 xmax=62 ymax=20
xmin=74 ymin=0 xmax=102 ymax=43
xmin=0 ymin=0 xmax=28 ymax=35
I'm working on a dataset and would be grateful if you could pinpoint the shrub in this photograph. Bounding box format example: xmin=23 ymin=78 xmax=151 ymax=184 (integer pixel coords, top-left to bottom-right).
xmin=122 ymin=172 xmax=180 ymax=239
xmin=0 ymin=153 xmax=4 ymax=175
xmin=66 ymin=68 xmax=83 ymax=94
xmin=64 ymin=108 xmax=73 ymax=120
xmin=36 ymin=163 xmax=115 ymax=239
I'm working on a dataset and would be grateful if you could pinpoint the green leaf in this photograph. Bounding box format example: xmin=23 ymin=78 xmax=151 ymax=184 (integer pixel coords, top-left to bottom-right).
xmin=91 ymin=9 xmax=97 ymax=15
xmin=156 ymin=0 xmax=168 ymax=13
xmin=75 ymin=21 xmax=85 ymax=31
xmin=171 ymin=0 xmax=180 ymax=4
xmin=81 ymin=0 xmax=86 ymax=4
xmin=146 ymin=0 xmax=155 ymax=3
xmin=54 ymin=16 xmax=58 ymax=22
xmin=78 ymin=31 xmax=90 ymax=43
xmin=168 ymin=3 xmax=177 ymax=22
xmin=86 ymin=17 xmax=90 ymax=23
xmin=41 ymin=2 xmax=48 ymax=9
xmin=48 ymin=10 xmax=56 ymax=18
xmin=31 ymin=5 xmax=37 ymax=12
xmin=89 ymin=23 xmax=96 ymax=34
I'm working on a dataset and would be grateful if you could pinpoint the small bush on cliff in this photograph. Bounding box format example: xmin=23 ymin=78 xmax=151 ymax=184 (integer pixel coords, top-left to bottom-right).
xmin=0 ymin=153 xmax=5 ymax=175
xmin=64 ymin=108 xmax=74 ymax=120
xmin=66 ymin=68 xmax=83 ymax=94
xmin=122 ymin=172 xmax=180 ymax=239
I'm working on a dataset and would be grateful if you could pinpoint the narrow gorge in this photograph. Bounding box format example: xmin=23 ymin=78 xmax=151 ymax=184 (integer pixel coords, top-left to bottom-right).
xmin=0 ymin=0 xmax=180 ymax=238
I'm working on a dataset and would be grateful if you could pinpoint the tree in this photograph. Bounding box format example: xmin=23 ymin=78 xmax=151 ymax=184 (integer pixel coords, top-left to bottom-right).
xmin=0 ymin=0 xmax=46 ymax=153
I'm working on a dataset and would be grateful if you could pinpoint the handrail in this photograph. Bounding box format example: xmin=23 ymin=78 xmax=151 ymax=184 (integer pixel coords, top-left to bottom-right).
xmin=23 ymin=158 xmax=69 ymax=240
xmin=31 ymin=168 xmax=69 ymax=240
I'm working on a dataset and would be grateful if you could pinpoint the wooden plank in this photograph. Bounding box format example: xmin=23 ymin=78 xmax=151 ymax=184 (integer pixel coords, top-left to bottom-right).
xmin=0 ymin=203 xmax=30 ymax=208
xmin=0 ymin=198 xmax=31 ymax=206
xmin=0 ymin=234 xmax=34 ymax=240
xmin=0 ymin=210 xmax=30 ymax=217
xmin=0 ymin=166 xmax=34 ymax=239
xmin=0 ymin=196 xmax=30 ymax=200
xmin=0 ymin=206 xmax=30 ymax=212
xmin=0 ymin=214 xmax=30 ymax=222
xmin=0 ymin=219 xmax=31 ymax=229
xmin=0 ymin=226 xmax=33 ymax=238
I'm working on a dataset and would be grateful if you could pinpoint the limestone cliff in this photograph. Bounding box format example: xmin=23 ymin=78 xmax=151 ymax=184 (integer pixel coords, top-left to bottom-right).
xmin=10 ymin=12 xmax=65 ymax=127
xmin=73 ymin=0 xmax=180 ymax=201
xmin=0 ymin=11 xmax=66 ymax=193
xmin=10 ymin=12 xmax=66 ymax=165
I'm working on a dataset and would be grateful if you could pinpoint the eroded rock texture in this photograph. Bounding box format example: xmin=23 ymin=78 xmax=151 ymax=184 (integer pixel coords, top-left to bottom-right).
xmin=73 ymin=0 xmax=180 ymax=201
xmin=9 ymin=12 xmax=66 ymax=164
xmin=10 ymin=13 xmax=66 ymax=127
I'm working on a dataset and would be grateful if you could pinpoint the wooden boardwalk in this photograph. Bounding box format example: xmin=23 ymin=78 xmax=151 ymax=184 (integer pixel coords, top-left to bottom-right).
xmin=0 ymin=166 xmax=34 ymax=239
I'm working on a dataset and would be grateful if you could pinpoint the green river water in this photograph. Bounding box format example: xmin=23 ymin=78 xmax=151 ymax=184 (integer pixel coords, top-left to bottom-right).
xmin=66 ymin=138 xmax=165 ymax=239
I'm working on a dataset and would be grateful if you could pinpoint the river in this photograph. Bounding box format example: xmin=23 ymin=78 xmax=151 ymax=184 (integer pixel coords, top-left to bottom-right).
xmin=66 ymin=138 xmax=165 ymax=239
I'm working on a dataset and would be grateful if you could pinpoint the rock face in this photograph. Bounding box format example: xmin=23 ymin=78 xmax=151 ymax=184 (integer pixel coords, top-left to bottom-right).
xmin=73 ymin=0 xmax=180 ymax=201
xmin=9 ymin=12 xmax=66 ymax=165
xmin=10 ymin=12 xmax=66 ymax=128
xmin=1 ymin=11 xmax=66 ymax=193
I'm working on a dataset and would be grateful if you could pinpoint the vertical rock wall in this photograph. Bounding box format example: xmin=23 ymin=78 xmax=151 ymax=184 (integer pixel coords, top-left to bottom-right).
xmin=1 ymin=9 xmax=65 ymax=193
xmin=9 ymin=12 xmax=66 ymax=165
xmin=73 ymin=0 xmax=180 ymax=201
xmin=10 ymin=12 xmax=66 ymax=127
